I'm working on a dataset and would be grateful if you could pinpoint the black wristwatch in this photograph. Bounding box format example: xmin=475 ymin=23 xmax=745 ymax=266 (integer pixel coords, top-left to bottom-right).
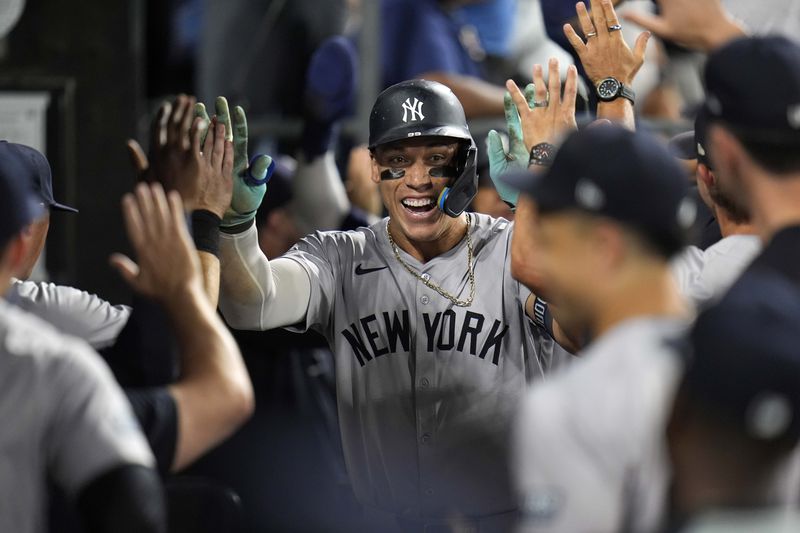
xmin=528 ymin=142 xmax=556 ymax=167
xmin=596 ymin=77 xmax=635 ymax=104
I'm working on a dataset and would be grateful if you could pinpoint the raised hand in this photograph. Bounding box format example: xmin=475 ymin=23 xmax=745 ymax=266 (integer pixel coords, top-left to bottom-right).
xmin=196 ymin=97 xmax=275 ymax=232
xmin=564 ymin=0 xmax=651 ymax=86
xmin=110 ymin=183 xmax=203 ymax=303
xmin=506 ymin=58 xmax=579 ymax=153
xmin=487 ymin=88 xmax=537 ymax=206
xmin=621 ymin=0 xmax=745 ymax=52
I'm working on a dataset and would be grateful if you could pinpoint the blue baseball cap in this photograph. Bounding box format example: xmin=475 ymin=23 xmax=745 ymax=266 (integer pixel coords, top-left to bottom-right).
xmin=684 ymin=272 xmax=800 ymax=442
xmin=0 ymin=141 xmax=78 ymax=213
xmin=668 ymin=106 xmax=713 ymax=170
xmin=703 ymin=36 xmax=800 ymax=143
xmin=501 ymin=125 xmax=696 ymax=257
xmin=0 ymin=150 xmax=46 ymax=248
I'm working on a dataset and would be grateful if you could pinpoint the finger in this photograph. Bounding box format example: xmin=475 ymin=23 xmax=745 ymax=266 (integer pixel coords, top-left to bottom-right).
xmin=487 ymin=129 xmax=508 ymax=160
xmin=126 ymin=139 xmax=150 ymax=176
xmin=563 ymin=23 xmax=588 ymax=55
xmin=248 ymin=154 xmax=274 ymax=185
xmin=548 ymin=58 xmax=562 ymax=106
xmin=621 ymin=11 xmax=671 ymax=39
xmin=576 ymin=2 xmax=596 ymax=38
xmin=202 ymin=116 xmax=216 ymax=161
xmin=121 ymin=192 xmax=146 ymax=252
xmin=133 ymin=182 xmax=157 ymax=240
xmin=215 ymin=96 xmax=234 ymax=142
xmin=194 ymin=102 xmax=211 ymax=147
xmin=504 ymin=79 xmax=529 ymax=118
xmin=533 ymin=64 xmax=548 ymax=104
xmin=562 ymin=65 xmax=579 ymax=112
xmin=233 ymin=105 xmax=249 ymax=172
xmin=222 ymin=140 xmax=234 ymax=180
xmin=109 ymin=253 xmax=141 ymax=288
xmin=503 ymin=92 xmax=522 ymax=131
xmin=588 ymin=0 xmax=608 ymax=41
xmin=152 ymin=101 xmax=170 ymax=149
xmin=149 ymin=182 xmax=172 ymax=230
xmin=179 ymin=95 xmax=197 ymax=150
xmin=211 ymin=121 xmax=226 ymax=169
xmin=190 ymin=116 xmax=207 ymax=155
xmin=524 ymin=84 xmax=537 ymax=109
xmin=601 ymin=0 xmax=620 ymax=29
xmin=168 ymin=95 xmax=188 ymax=145
xmin=633 ymin=31 xmax=652 ymax=64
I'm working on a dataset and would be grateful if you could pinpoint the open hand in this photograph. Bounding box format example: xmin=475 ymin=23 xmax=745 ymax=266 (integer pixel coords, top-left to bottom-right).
xmin=621 ymin=0 xmax=745 ymax=52
xmin=110 ymin=183 xmax=203 ymax=303
xmin=564 ymin=0 xmax=650 ymax=85
xmin=487 ymin=89 xmax=537 ymax=206
xmin=506 ymin=58 xmax=579 ymax=153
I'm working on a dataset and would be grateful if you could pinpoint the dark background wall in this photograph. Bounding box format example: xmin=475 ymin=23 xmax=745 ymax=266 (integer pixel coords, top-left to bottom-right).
xmin=3 ymin=0 xmax=146 ymax=303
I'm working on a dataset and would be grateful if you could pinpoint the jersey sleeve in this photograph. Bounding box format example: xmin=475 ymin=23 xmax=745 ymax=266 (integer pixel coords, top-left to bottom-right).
xmin=6 ymin=280 xmax=130 ymax=350
xmin=514 ymin=388 xmax=624 ymax=533
xmin=281 ymin=231 xmax=339 ymax=335
xmin=45 ymin=340 xmax=155 ymax=496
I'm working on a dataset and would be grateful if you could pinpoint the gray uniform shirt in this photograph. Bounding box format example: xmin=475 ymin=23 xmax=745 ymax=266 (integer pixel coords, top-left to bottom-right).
xmin=0 ymin=300 xmax=153 ymax=533
xmin=6 ymin=279 xmax=131 ymax=349
xmin=515 ymin=317 xmax=687 ymax=533
xmin=283 ymin=214 xmax=555 ymax=519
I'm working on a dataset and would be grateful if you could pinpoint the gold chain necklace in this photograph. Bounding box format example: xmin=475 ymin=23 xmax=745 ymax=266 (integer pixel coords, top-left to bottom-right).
xmin=386 ymin=214 xmax=475 ymax=307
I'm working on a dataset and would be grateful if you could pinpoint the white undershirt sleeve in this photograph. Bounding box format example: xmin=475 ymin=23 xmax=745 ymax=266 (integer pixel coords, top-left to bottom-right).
xmin=218 ymin=224 xmax=311 ymax=331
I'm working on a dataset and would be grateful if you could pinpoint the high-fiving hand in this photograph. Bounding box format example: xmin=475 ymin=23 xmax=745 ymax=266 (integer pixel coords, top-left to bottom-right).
xmin=110 ymin=183 xmax=203 ymax=303
xmin=563 ymin=0 xmax=650 ymax=86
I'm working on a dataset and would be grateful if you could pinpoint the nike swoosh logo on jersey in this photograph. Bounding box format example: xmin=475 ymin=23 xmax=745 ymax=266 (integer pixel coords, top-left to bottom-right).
xmin=355 ymin=264 xmax=388 ymax=275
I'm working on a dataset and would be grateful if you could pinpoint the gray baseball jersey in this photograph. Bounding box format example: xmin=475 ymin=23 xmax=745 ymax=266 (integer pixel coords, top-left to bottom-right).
xmin=514 ymin=317 xmax=687 ymax=533
xmin=0 ymin=300 xmax=153 ymax=533
xmin=671 ymin=235 xmax=761 ymax=307
xmin=6 ymin=278 xmax=131 ymax=349
xmin=283 ymin=213 xmax=556 ymax=520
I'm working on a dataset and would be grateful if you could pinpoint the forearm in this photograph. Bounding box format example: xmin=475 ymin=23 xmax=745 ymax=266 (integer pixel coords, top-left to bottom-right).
xmin=197 ymin=252 xmax=220 ymax=308
xmin=420 ymin=71 xmax=505 ymax=118
xmin=511 ymin=196 xmax=548 ymax=296
xmin=163 ymin=283 xmax=253 ymax=471
xmin=290 ymin=151 xmax=350 ymax=234
xmin=597 ymin=99 xmax=635 ymax=131
xmin=218 ymin=223 xmax=311 ymax=330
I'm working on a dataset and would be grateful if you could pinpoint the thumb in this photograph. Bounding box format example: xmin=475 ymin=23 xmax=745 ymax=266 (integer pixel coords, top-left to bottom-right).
xmin=633 ymin=31 xmax=652 ymax=64
xmin=245 ymin=154 xmax=275 ymax=186
xmin=126 ymin=140 xmax=150 ymax=177
xmin=622 ymin=12 xmax=671 ymax=40
xmin=109 ymin=253 xmax=141 ymax=289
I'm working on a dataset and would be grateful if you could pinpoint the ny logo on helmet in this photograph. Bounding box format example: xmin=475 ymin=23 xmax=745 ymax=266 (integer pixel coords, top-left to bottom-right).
xmin=401 ymin=98 xmax=425 ymax=123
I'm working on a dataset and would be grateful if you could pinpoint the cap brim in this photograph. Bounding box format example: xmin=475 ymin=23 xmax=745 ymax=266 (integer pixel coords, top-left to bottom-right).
xmin=668 ymin=131 xmax=697 ymax=161
xmin=50 ymin=201 xmax=78 ymax=213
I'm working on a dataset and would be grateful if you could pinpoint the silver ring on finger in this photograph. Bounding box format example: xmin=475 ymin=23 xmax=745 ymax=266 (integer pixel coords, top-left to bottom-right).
xmin=607 ymin=24 xmax=622 ymax=32
xmin=533 ymin=100 xmax=549 ymax=107
xmin=586 ymin=31 xmax=598 ymax=38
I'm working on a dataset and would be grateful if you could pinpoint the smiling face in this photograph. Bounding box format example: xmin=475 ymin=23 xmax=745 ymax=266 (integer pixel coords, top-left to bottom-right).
xmin=371 ymin=136 xmax=464 ymax=246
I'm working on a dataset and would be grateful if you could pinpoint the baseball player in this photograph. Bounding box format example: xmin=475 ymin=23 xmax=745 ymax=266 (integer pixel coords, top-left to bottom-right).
xmin=0 ymin=135 xmax=164 ymax=533
xmin=214 ymin=80 xmax=557 ymax=530
xmin=501 ymin=126 xmax=694 ymax=532
xmin=0 ymin=141 xmax=130 ymax=349
xmin=668 ymin=107 xmax=761 ymax=307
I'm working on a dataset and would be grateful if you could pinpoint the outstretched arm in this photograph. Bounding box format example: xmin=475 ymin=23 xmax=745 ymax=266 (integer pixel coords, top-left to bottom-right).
xmin=111 ymin=183 xmax=254 ymax=472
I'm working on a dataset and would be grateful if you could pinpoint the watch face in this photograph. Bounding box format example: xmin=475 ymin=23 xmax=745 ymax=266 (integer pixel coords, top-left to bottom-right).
xmin=597 ymin=78 xmax=621 ymax=100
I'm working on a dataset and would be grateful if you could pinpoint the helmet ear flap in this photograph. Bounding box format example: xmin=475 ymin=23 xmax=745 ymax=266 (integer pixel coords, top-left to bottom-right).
xmin=438 ymin=142 xmax=478 ymax=217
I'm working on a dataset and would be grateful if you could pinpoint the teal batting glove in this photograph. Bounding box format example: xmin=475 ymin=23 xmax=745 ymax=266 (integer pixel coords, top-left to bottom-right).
xmin=218 ymin=97 xmax=274 ymax=232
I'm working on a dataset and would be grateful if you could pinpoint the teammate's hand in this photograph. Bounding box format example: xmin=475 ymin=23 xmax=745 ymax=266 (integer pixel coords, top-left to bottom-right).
xmin=487 ymin=89 xmax=537 ymax=207
xmin=110 ymin=183 xmax=203 ymax=303
xmin=195 ymin=97 xmax=275 ymax=232
xmin=127 ymin=95 xmax=215 ymax=210
xmin=563 ymin=0 xmax=650 ymax=86
xmin=506 ymin=59 xmax=579 ymax=153
xmin=195 ymin=119 xmax=235 ymax=219
xmin=621 ymin=0 xmax=745 ymax=52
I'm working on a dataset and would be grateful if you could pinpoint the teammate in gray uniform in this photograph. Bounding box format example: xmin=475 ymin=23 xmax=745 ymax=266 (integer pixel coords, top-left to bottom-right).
xmin=0 ymin=141 xmax=130 ymax=349
xmin=668 ymin=108 xmax=761 ymax=307
xmin=501 ymin=126 xmax=695 ymax=532
xmin=216 ymin=80 xmax=556 ymax=530
xmin=0 ymin=139 xmax=164 ymax=533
